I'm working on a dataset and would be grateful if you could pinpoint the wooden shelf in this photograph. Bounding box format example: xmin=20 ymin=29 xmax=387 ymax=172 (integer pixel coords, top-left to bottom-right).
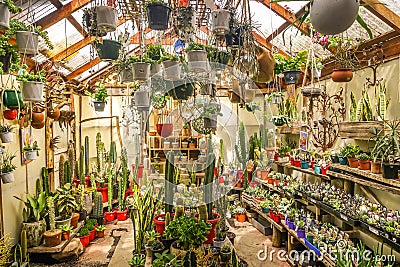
xmin=274 ymin=162 xmax=331 ymax=181
xmin=147 ymin=148 xmax=201 ymax=151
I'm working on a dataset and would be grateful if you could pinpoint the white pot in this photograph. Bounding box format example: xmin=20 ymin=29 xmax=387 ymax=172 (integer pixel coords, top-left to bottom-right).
xmin=150 ymin=62 xmax=162 ymax=76
xmin=278 ymin=156 xmax=289 ymax=163
xmin=1 ymin=172 xmax=14 ymax=183
xmin=162 ymin=60 xmax=181 ymax=81
xmin=132 ymin=62 xmax=151 ymax=81
xmin=25 ymin=151 xmax=38 ymax=161
xmin=310 ymin=0 xmax=360 ymax=35
xmin=211 ymin=9 xmax=231 ymax=35
xmin=0 ymin=3 xmax=10 ymax=30
xmin=187 ymin=50 xmax=209 ymax=73
xmin=172 ymin=142 xmax=179 ymax=149
xmin=174 ymin=156 xmax=180 ymax=162
xmin=21 ymin=81 xmax=44 ymax=102
xmin=120 ymin=67 xmax=133 ymax=83
xmin=95 ymin=6 xmax=117 ymax=33
xmin=181 ymin=142 xmax=188 ymax=148
xmin=134 ymin=91 xmax=150 ymax=108
xmin=312 ymin=68 xmax=322 ymax=79
xmin=0 ymin=132 xmax=13 ymax=143
xmin=163 ymin=142 xmax=170 ymax=149
xmin=16 ymin=31 xmax=38 ymax=55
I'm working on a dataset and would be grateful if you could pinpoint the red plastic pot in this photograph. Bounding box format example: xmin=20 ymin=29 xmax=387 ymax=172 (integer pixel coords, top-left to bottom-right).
xmin=78 ymin=235 xmax=90 ymax=247
xmin=321 ymin=165 xmax=330 ymax=175
xmin=310 ymin=160 xmax=316 ymax=169
xmin=89 ymin=229 xmax=96 ymax=241
xmin=294 ymin=159 xmax=301 ymax=168
xmin=3 ymin=109 xmax=17 ymax=120
xmin=72 ymin=178 xmax=80 ymax=188
xmin=104 ymin=211 xmax=115 ymax=222
xmin=156 ymin=123 xmax=173 ymax=137
xmin=290 ymin=158 xmax=295 ymax=166
xmin=97 ymin=186 xmax=108 ymax=203
xmin=131 ymin=164 xmax=144 ymax=179
xmin=154 ymin=213 xmax=175 ymax=235
xmin=273 ymin=214 xmax=281 ymax=223
xmin=269 ymin=210 xmax=274 ymax=218
xmin=117 ymin=209 xmax=128 ymax=221
xmin=195 ymin=213 xmax=221 ymax=244
xmin=274 ymin=153 xmax=279 ymax=161
xmin=85 ymin=176 xmax=91 ymax=187
xmin=268 ymin=178 xmax=275 ymax=185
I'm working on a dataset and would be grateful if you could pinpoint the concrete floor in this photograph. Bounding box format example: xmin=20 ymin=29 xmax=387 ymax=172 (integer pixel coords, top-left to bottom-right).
xmin=31 ymin=218 xmax=290 ymax=267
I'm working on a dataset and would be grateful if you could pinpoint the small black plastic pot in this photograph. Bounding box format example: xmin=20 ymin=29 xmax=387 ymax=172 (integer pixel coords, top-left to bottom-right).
xmin=382 ymin=162 xmax=400 ymax=179
xmin=283 ymin=70 xmax=301 ymax=84
xmin=146 ymin=4 xmax=171 ymax=30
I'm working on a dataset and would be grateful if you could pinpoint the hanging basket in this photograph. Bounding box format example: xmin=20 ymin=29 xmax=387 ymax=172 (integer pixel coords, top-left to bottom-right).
xmin=134 ymin=91 xmax=150 ymax=108
xmin=187 ymin=50 xmax=209 ymax=73
xmin=312 ymin=68 xmax=322 ymax=79
xmin=331 ymin=68 xmax=353 ymax=82
xmin=95 ymin=40 xmax=121 ymax=61
xmin=225 ymin=26 xmax=245 ymax=47
xmin=120 ymin=67 xmax=133 ymax=83
xmin=83 ymin=8 xmax=106 ymax=37
xmin=0 ymin=132 xmax=13 ymax=143
xmin=282 ymin=70 xmax=301 ymax=85
xmin=0 ymin=3 xmax=10 ymax=30
xmin=1 ymin=171 xmax=14 ymax=183
xmin=3 ymin=109 xmax=17 ymax=120
xmin=25 ymin=151 xmax=38 ymax=161
xmin=2 ymin=89 xmax=24 ymax=109
xmin=211 ymin=9 xmax=231 ymax=35
xmin=0 ymin=53 xmax=11 ymax=73
xmin=147 ymin=4 xmax=171 ymax=30
xmin=310 ymin=0 xmax=359 ymax=35
xmin=301 ymin=87 xmax=322 ymax=97
xmin=16 ymin=31 xmax=38 ymax=55
xmin=21 ymin=81 xmax=44 ymax=102
xmin=162 ymin=60 xmax=181 ymax=81
xmin=169 ymin=81 xmax=195 ymax=100
xmin=156 ymin=123 xmax=173 ymax=138
xmin=204 ymin=115 xmax=218 ymax=129
xmin=132 ymin=62 xmax=151 ymax=81
xmin=150 ymin=62 xmax=161 ymax=76
xmin=93 ymin=101 xmax=106 ymax=112
xmin=95 ymin=6 xmax=117 ymax=33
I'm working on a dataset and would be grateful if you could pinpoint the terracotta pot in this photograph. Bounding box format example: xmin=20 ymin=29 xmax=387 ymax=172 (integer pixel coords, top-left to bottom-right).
xmin=358 ymin=160 xmax=371 ymax=171
xmin=331 ymin=68 xmax=353 ymax=82
xmin=96 ymin=230 xmax=105 ymax=238
xmin=236 ymin=214 xmax=246 ymax=222
xmin=3 ymin=109 xmax=18 ymax=120
xmin=268 ymin=178 xmax=275 ymax=184
xmin=261 ymin=170 xmax=269 ymax=180
xmin=47 ymin=108 xmax=60 ymax=120
xmin=371 ymin=161 xmax=382 ymax=174
xmin=70 ymin=212 xmax=80 ymax=229
xmin=43 ymin=229 xmax=62 ymax=247
xmin=32 ymin=111 xmax=45 ymax=123
xmin=348 ymin=158 xmax=359 ymax=168
xmin=31 ymin=121 xmax=45 ymax=129
xmin=189 ymin=143 xmax=195 ymax=149
xmin=274 ymin=180 xmax=280 ymax=186
xmin=62 ymin=231 xmax=70 ymax=241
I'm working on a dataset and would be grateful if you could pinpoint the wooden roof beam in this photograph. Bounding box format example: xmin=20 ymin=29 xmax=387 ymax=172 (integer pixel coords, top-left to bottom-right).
xmin=361 ymin=0 xmax=400 ymax=33
xmin=66 ymin=57 xmax=101 ymax=80
xmin=35 ymin=0 xmax=93 ymax=30
xmin=253 ymin=31 xmax=288 ymax=57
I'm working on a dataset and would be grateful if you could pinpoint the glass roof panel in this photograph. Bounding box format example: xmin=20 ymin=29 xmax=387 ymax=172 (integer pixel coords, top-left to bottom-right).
xmin=379 ymin=0 xmax=400 ymax=16
xmin=79 ymin=61 xmax=109 ymax=81
xmin=11 ymin=0 xmax=56 ymax=23
xmin=64 ymin=44 xmax=93 ymax=71
xmin=249 ymin=1 xmax=286 ymax=37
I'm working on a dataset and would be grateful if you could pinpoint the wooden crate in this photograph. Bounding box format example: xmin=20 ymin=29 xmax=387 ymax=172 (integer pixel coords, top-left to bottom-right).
xmin=339 ymin=121 xmax=384 ymax=140
xmin=252 ymin=217 xmax=273 ymax=236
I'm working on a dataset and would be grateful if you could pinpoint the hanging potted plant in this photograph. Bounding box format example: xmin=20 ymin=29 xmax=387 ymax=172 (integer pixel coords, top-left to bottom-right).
xmin=167 ymin=78 xmax=195 ymax=101
xmin=1 ymin=87 xmax=24 ymax=109
xmin=146 ymin=0 xmax=171 ymax=30
xmin=134 ymin=83 xmax=151 ymax=110
xmin=0 ymin=151 xmax=16 ymax=183
xmin=3 ymin=109 xmax=17 ymax=120
xmin=7 ymin=19 xmax=53 ymax=55
xmin=0 ymin=0 xmax=21 ymax=29
xmin=23 ymin=141 xmax=40 ymax=161
xmin=95 ymin=5 xmax=117 ymax=33
xmin=207 ymin=46 xmax=231 ymax=70
xmin=13 ymin=64 xmax=46 ymax=102
xmin=202 ymin=105 xmax=222 ymax=130
xmin=160 ymin=54 xmax=181 ymax=80
xmin=118 ymin=56 xmax=133 ymax=83
xmin=130 ymin=55 xmax=153 ymax=81
xmin=95 ymin=38 xmax=121 ymax=61
xmin=0 ymin=124 xmax=14 ymax=143
xmin=85 ymin=85 xmax=108 ymax=112
xmin=273 ymin=50 xmax=307 ymax=85
xmin=225 ymin=22 xmax=245 ymax=47
xmin=175 ymin=6 xmax=197 ymax=41
xmin=146 ymin=44 xmax=165 ymax=76
xmin=186 ymin=42 xmax=209 ymax=73
xmin=266 ymin=91 xmax=284 ymax=105
xmin=211 ymin=9 xmax=231 ymax=35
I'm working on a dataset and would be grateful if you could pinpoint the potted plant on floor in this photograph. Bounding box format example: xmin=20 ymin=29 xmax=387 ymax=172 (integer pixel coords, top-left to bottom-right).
xmin=273 ymin=50 xmax=307 ymax=85
xmin=160 ymin=54 xmax=181 ymax=81
xmin=23 ymin=141 xmax=40 ymax=161
xmin=96 ymin=225 xmax=106 ymax=238
xmin=86 ymin=85 xmax=108 ymax=112
xmin=118 ymin=55 xmax=133 ymax=83
xmin=77 ymin=226 xmax=90 ymax=247
xmin=371 ymin=120 xmax=400 ymax=179
xmin=356 ymin=153 xmax=372 ymax=171
xmin=146 ymin=0 xmax=171 ymax=30
xmin=43 ymin=196 xmax=62 ymax=247
xmin=60 ymin=224 xmax=73 ymax=241
xmin=86 ymin=220 xmax=96 ymax=242
xmin=186 ymin=42 xmax=209 ymax=73
xmin=129 ymin=254 xmax=145 ymax=267
xmin=54 ymin=183 xmax=77 ymax=228
xmin=12 ymin=64 xmax=46 ymax=102
xmin=220 ymin=245 xmax=232 ymax=263
xmin=152 ymin=250 xmax=182 ymax=267
xmin=131 ymin=55 xmax=153 ymax=81
xmin=0 ymin=124 xmax=15 ymax=143
xmin=14 ymin=192 xmax=47 ymax=247
xmin=0 ymin=0 xmax=22 ymax=29
xmin=0 ymin=150 xmax=16 ymax=183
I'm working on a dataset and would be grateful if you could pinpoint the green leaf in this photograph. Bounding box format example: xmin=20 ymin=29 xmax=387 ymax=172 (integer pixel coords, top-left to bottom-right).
xmin=356 ymin=15 xmax=373 ymax=39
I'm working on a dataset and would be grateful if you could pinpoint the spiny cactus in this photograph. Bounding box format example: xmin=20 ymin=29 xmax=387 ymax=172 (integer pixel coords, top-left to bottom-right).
xmin=110 ymin=141 xmax=117 ymax=164
xmin=64 ymin=160 xmax=71 ymax=184
xmin=165 ymin=212 xmax=171 ymax=228
xmin=164 ymin=152 xmax=175 ymax=214
xmin=35 ymin=178 xmax=42 ymax=197
xmin=84 ymin=136 xmax=89 ymax=176
xmin=198 ymin=203 xmax=208 ymax=221
xmin=175 ymin=205 xmax=184 ymax=219
xmin=92 ymin=132 xmax=108 ymax=186
xmin=68 ymin=141 xmax=76 ymax=179
xmin=78 ymin=147 xmax=85 ymax=186
xmin=59 ymin=155 xmax=65 ymax=187
xmin=204 ymin=140 xmax=216 ymax=219
xmin=93 ymin=192 xmax=103 ymax=218
xmin=41 ymin=167 xmax=50 ymax=196
xmin=118 ymin=149 xmax=128 ymax=211
xmin=20 ymin=229 xmax=27 ymax=262
xmin=47 ymin=196 xmax=55 ymax=231
xmin=107 ymin=168 xmax=113 ymax=212
xmin=235 ymin=121 xmax=247 ymax=170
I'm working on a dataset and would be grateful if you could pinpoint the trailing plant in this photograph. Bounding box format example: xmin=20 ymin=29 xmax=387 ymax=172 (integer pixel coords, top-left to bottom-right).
xmin=129 ymin=54 xmax=154 ymax=64
xmin=5 ymin=19 xmax=53 ymax=49
xmin=1 ymin=0 xmax=22 ymax=13
xmin=86 ymin=85 xmax=108 ymax=103
xmin=12 ymin=64 xmax=46 ymax=83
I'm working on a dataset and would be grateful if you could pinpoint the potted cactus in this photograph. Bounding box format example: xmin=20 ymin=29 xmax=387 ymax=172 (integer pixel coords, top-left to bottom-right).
xmin=43 ymin=196 xmax=62 ymax=247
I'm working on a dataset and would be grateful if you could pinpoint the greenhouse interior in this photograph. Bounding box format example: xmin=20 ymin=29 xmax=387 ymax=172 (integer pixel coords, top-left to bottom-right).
xmin=2 ymin=0 xmax=400 ymax=266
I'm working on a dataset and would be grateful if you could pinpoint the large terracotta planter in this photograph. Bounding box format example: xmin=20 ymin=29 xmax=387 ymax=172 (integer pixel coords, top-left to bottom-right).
xmin=358 ymin=160 xmax=371 ymax=171
xmin=310 ymin=0 xmax=360 ymax=35
xmin=43 ymin=229 xmax=62 ymax=247
xmin=23 ymin=220 xmax=46 ymax=247
xmin=331 ymin=68 xmax=353 ymax=82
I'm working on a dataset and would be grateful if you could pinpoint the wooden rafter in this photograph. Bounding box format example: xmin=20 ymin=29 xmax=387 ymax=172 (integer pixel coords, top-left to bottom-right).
xmin=66 ymin=57 xmax=101 ymax=80
xmin=253 ymin=32 xmax=288 ymax=57
xmin=35 ymin=0 xmax=93 ymax=30
xmin=47 ymin=0 xmax=88 ymax=36
xmin=361 ymin=0 xmax=400 ymax=33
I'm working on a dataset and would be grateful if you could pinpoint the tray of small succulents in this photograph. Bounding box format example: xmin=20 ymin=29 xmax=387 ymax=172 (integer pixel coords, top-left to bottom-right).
xmin=284 ymin=208 xmax=394 ymax=266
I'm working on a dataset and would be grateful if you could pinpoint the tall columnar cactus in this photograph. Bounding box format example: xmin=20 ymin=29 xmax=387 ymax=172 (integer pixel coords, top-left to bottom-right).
xmin=68 ymin=142 xmax=76 ymax=179
xmin=59 ymin=155 xmax=65 ymax=187
xmin=78 ymin=147 xmax=85 ymax=186
xmin=35 ymin=178 xmax=42 ymax=197
xmin=41 ymin=167 xmax=50 ymax=196
xmin=164 ymin=152 xmax=175 ymax=214
xmin=165 ymin=212 xmax=171 ymax=228
xmin=47 ymin=196 xmax=55 ymax=231
xmin=84 ymin=136 xmax=89 ymax=176
xmin=235 ymin=121 xmax=247 ymax=170
xmin=175 ymin=205 xmax=184 ymax=219
xmin=110 ymin=141 xmax=117 ymax=164
xmin=118 ymin=149 xmax=128 ymax=211
xmin=20 ymin=229 xmax=27 ymax=262
xmin=92 ymin=132 xmax=108 ymax=187
xmin=64 ymin=160 xmax=71 ymax=184
xmin=204 ymin=145 xmax=216 ymax=220
xmin=198 ymin=203 xmax=208 ymax=221
xmin=93 ymin=192 xmax=103 ymax=218
xmin=107 ymin=168 xmax=113 ymax=212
